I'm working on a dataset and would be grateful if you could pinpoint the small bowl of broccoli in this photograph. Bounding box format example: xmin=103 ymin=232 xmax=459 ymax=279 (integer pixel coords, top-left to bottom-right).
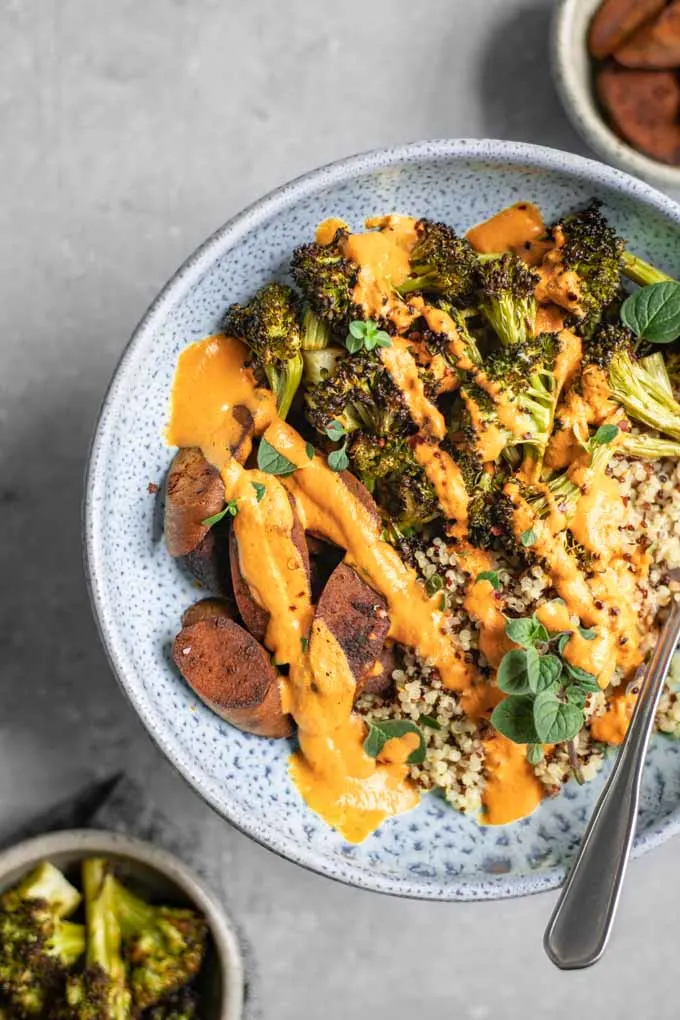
xmin=0 ymin=829 xmax=245 ymax=1019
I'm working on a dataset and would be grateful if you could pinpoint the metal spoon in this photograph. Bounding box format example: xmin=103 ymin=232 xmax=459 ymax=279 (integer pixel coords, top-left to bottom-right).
xmin=544 ymin=594 xmax=680 ymax=970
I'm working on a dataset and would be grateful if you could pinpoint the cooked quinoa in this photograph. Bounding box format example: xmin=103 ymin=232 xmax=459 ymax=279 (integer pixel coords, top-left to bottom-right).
xmin=357 ymin=450 xmax=680 ymax=819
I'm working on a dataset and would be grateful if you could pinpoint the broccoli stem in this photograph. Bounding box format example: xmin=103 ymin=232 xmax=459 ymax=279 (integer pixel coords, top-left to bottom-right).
xmin=11 ymin=862 xmax=81 ymax=919
xmin=609 ymin=352 xmax=680 ymax=442
xmin=622 ymin=251 xmax=674 ymax=287
xmin=301 ymin=308 xmax=331 ymax=351
xmin=640 ymin=352 xmax=674 ymax=398
xmin=619 ymin=433 xmax=680 ymax=459
xmin=265 ymin=353 xmax=303 ymax=420
xmin=54 ymin=920 xmax=87 ymax=967
xmin=109 ymin=879 xmax=155 ymax=937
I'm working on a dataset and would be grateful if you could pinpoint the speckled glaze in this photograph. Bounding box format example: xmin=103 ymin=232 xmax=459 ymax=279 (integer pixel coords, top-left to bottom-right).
xmin=551 ymin=0 xmax=680 ymax=189
xmin=85 ymin=139 xmax=680 ymax=900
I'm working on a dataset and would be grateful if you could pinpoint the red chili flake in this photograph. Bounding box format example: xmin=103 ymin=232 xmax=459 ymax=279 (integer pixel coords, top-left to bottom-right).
xmin=147 ymin=482 xmax=159 ymax=494
xmin=594 ymin=600 xmax=604 ymax=610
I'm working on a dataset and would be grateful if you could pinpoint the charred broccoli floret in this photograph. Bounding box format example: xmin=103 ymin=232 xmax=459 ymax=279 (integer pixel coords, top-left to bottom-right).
xmin=291 ymin=231 xmax=359 ymax=327
xmin=66 ymin=859 xmax=131 ymax=1020
xmin=223 ymin=282 xmax=303 ymax=419
xmin=587 ymin=324 xmax=680 ymax=442
xmin=424 ymin=300 xmax=484 ymax=368
xmin=467 ymin=479 xmax=517 ymax=555
xmin=527 ymin=429 xmax=620 ymax=522
xmin=111 ymin=878 xmax=207 ymax=1012
xmin=554 ymin=201 xmax=624 ymax=328
xmin=305 ymin=348 xmax=412 ymax=439
xmin=396 ymin=220 xmax=479 ymax=303
xmin=476 ymin=253 xmax=539 ymax=348
xmin=148 ymin=986 xmax=200 ymax=1020
xmin=0 ymin=863 xmax=85 ymax=1017
xmin=349 ymin=432 xmax=440 ymax=530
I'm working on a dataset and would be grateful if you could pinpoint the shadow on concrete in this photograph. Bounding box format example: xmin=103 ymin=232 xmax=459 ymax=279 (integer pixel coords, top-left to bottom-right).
xmin=476 ymin=0 xmax=591 ymax=156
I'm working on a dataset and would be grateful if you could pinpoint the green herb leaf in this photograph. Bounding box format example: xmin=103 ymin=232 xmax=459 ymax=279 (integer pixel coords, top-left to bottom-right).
xmin=438 ymin=592 xmax=448 ymax=612
xmin=533 ymin=691 xmax=584 ymax=743
xmin=476 ymin=570 xmax=500 ymax=591
xmin=520 ymin=527 xmax=537 ymax=548
xmin=300 ymin=636 xmax=309 ymax=653
xmin=251 ymin=482 xmax=266 ymax=502
xmin=425 ymin=574 xmax=444 ymax=596
xmin=419 ymin=714 xmax=441 ymax=730
xmin=556 ymin=632 xmax=571 ymax=656
xmin=621 ymin=281 xmax=680 ymax=344
xmin=490 ymin=695 xmax=540 ymax=744
xmin=345 ymin=318 xmax=392 ymax=353
xmin=504 ymin=615 xmax=546 ymax=649
xmin=325 ymin=420 xmax=346 ymax=442
xmin=497 ymin=650 xmax=531 ymax=696
xmin=592 ymin=424 xmax=619 ymax=446
xmin=534 ymin=654 xmax=563 ymax=693
xmin=305 ymin=441 xmax=315 ymax=460
xmin=563 ymin=662 xmax=600 ymax=691
xmin=527 ymin=743 xmax=544 ymax=765
xmin=327 ymin=443 xmax=349 ymax=472
xmin=525 ymin=646 xmax=540 ymax=690
xmin=363 ymin=719 xmax=426 ymax=764
xmin=257 ymin=438 xmax=298 ymax=476
xmin=565 ymin=685 xmax=586 ymax=707
xmin=577 ymin=625 xmax=596 ymax=640
xmin=345 ymin=333 xmax=364 ymax=354
xmin=202 ymin=499 xmax=239 ymax=526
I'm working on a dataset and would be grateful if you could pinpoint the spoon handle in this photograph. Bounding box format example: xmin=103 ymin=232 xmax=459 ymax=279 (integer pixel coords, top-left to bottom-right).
xmin=544 ymin=600 xmax=680 ymax=970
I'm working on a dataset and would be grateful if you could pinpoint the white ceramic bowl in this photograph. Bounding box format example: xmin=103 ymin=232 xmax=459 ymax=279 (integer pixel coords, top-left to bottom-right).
xmin=552 ymin=0 xmax=680 ymax=189
xmin=85 ymin=138 xmax=680 ymax=900
xmin=0 ymin=829 xmax=245 ymax=1019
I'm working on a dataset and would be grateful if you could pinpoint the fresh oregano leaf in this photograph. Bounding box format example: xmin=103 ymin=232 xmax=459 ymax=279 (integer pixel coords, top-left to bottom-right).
xmin=577 ymin=625 xmax=596 ymax=640
xmin=476 ymin=570 xmax=500 ymax=590
xmin=363 ymin=719 xmax=426 ymax=764
xmin=257 ymin=438 xmax=297 ymax=476
xmin=520 ymin=527 xmax=537 ymax=547
xmin=346 ymin=318 xmax=392 ymax=353
xmin=305 ymin=441 xmax=315 ymax=460
xmin=556 ymin=632 xmax=571 ymax=656
xmin=592 ymin=424 xmax=619 ymax=446
xmin=325 ymin=419 xmax=346 ymax=442
xmin=327 ymin=442 xmax=349 ymax=472
xmin=349 ymin=320 xmax=367 ymax=339
xmin=533 ymin=691 xmax=584 ymax=743
xmin=505 ymin=616 xmax=545 ymax=649
xmin=527 ymin=743 xmax=544 ymax=765
xmin=565 ymin=685 xmax=586 ymax=707
xmin=497 ymin=650 xmax=531 ymax=696
xmin=490 ymin=695 xmax=540 ymax=744
xmin=300 ymin=636 xmax=309 ymax=653
xmin=251 ymin=482 xmax=266 ymax=502
xmin=621 ymin=281 xmax=680 ymax=344
xmin=563 ymin=661 xmax=600 ymax=690
xmin=534 ymin=654 xmax=562 ymax=693
xmin=419 ymin=714 xmax=441 ymax=730
xmin=202 ymin=499 xmax=239 ymax=526
xmin=525 ymin=646 xmax=540 ymax=690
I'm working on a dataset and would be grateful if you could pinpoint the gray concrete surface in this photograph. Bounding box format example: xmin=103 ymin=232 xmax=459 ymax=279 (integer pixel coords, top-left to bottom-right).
xmin=1 ymin=1 xmax=678 ymax=1016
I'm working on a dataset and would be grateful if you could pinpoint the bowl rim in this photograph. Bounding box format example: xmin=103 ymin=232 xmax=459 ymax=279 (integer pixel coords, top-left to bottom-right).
xmin=551 ymin=0 xmax=680 ymax=187
xmin=84 ymin=137 xmax=680 ymax=901
xmin=0 ymin=828 xmax=244 ymax=1019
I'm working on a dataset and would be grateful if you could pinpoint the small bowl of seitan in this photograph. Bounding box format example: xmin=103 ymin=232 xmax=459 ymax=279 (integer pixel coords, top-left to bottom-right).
xmin=552 ymin=0 xmax=680 ymax=187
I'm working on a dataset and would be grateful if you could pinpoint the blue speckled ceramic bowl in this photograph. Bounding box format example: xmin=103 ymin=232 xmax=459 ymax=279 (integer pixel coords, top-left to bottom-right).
xmin=85 ymin=139 xmax=680 ymax=900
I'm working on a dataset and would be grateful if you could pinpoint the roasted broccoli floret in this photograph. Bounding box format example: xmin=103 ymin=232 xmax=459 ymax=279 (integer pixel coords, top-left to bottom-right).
xmin=111 ymin=878 xmax=207 ymax=1012
xmin=348 ymin=432 xmax=440 ymax=530
xmin=554 ymin=201 xmax=624 ymax=327
xmin=66 ymin=859 xmax=131 ymax=1020
xmin=587 ymin=324 xmax=680 ymax=442
xmin=148 ymin=986 xmax=200 ymax=1020
xmin=396 ymin=219 xmax=479 ymax=303
xmin=621 ymin=250 xmax=674 ymax=287
xmin=291 ymin=231 xmax=359 ymax=327
xmin=223 ymin=282 xmax=303 ymax=419
xmin=424 ymin=300 xmax=483 ymax=368
xmin=476 ymin=253 xmax=539 ymax=348
xmin=467 ymin=479 xmax=516 ymax=555
xmin=305 ymin=348 xmax=412 ymax=439
xmin=619 ymin=433 xmax=680 ymax=459
xmin=0 ymin=863 xmax=84 ymax=1017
